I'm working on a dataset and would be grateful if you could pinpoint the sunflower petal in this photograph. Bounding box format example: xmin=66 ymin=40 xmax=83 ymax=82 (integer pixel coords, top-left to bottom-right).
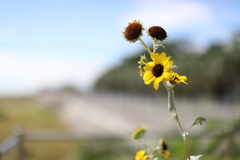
xmin=162 ymin=71 xmax=173 ymax=81
xmin=138 ymin=150 xmax=145 ymax=158
xmin=143 ymin=71 xmax=153 ymax=80
xmin=150 ymin=53 xmax=160 ymax=64
xmin=153 ymin=77 xmax=163 ymax=90
xmin=147 ymin=62 xmax=155 ymax=67
xmin=143 ymin=62 xmax=154 ymax=71
xmin=144 ymin=76 xmax=155 ymax=85
xmin=143 ymin=155 xmax=149 ymax=160
xmin=162 ymin=56 xmax=171 ymax=65
xmin=143 ymin=72 xmax=155 ymax=84
xmin=164 ymin=61 xmax=174 ymax=71
xmin=143 ymin=66 xmax=151 ymax=71
xmin=159 ymin=52 xmax=166 ymax=60
xmin=135 ymin=150 xmax=146 ymax=160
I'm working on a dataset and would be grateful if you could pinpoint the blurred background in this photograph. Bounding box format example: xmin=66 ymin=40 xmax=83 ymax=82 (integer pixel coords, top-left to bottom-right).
xmin=0 ymin=0 xmax=240 ymax=160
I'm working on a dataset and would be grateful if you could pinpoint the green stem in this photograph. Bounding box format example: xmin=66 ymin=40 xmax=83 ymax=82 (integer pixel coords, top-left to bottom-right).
xmin=173 ymin=107 xmax=191 ymax=160
xmin=163 ymin=81 xmax=191 ymax=160
xmin=152 ymin=40 xmax=165 ymax=53
xmin=140 ymin=139 xmax=153 ymax=160
xmin=153 ymin=41 xmax=157 ymax=53
xmin=139 ymin=38 xmax=152 ymax=54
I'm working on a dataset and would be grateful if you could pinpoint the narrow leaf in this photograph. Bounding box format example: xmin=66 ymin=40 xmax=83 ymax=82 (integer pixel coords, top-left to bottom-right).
xmin=189 ymin=117 xmax=207 ymax=133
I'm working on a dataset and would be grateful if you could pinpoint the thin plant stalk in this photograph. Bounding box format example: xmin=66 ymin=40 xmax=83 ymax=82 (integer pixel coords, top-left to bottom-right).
xmin=163 ymin=81 xmax=191 ymax=160
xmin=140 ymin=139 xmax=153 ymax=160
xmin=139 ymin=38 xmax=152 ymax=54
xmin=173 ymin=107 xmax=191 ymax=160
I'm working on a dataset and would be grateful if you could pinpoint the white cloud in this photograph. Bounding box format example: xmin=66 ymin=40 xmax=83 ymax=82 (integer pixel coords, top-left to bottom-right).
xmin=121 ymin=0 xmax=215 ymax=30
xmin=120 ymin=0 xmax=238 ymax=51
xmin=0 ymin=49 xmax=107 ymax=95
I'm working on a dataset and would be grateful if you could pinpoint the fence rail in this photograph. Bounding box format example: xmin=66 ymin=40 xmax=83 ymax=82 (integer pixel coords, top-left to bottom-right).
xmin=0 ymin=125 xmax=24 ymax=160
xmin=0 ymin=125 xmax=120 ymax=160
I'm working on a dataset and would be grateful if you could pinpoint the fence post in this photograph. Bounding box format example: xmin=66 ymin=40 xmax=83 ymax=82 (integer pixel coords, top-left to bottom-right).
xmin=13 ymin=125 xmax=24 ymax=160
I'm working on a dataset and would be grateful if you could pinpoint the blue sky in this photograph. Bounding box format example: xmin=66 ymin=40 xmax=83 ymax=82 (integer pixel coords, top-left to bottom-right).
xmin=0 ymin=0 xmax=239 ymax=96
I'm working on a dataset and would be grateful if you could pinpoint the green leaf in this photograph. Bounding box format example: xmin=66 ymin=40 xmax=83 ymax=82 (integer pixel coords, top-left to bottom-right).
xmin=189 ymin=117 xmax=207 ymax=133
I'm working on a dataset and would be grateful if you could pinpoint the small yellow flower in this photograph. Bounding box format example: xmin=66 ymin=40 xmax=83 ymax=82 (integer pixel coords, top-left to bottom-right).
xmin=170 ymin=72 xmax=188 ymax=84
xmin=143 ymin=52 xmax=173 ymax=90
xmin=135 ymin=150 xmax=148 ymax=160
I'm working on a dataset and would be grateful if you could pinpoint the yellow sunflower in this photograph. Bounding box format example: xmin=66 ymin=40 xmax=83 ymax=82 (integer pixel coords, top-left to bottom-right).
xmin=143 ymin=52 xmax=173 ymax=90
xmin=170 ymin=72 xmax=188 ymax=84
xmin=135 ymin=150 xmax=148 ymax=160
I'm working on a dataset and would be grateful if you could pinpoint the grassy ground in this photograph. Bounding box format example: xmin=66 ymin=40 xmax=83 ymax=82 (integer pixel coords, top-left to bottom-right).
xmin=76 ymin=136 xmax=240 ymax=160
xmin=0 ymin=97 xmax=78 ymax=160
xmin=1 ymin=97 xmax=239 ymax=160
xmin=76 ymin=118 xmax=240 ymax=160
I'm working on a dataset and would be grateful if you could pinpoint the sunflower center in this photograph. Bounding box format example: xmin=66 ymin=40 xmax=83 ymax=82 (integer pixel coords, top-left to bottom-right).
xmin=152 ymin=64 xmax=163 ymax=77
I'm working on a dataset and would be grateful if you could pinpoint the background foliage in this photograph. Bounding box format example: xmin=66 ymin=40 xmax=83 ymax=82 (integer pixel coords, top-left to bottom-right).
xmin=95 ymin=33 xmax=240 ymax=101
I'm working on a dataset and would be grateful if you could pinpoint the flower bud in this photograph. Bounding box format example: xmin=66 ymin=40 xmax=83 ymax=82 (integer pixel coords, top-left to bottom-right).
xmin=138 ymin=54 xmax=148 ymax=76
xmin=131 ymin=125 xmax=146 ymax=140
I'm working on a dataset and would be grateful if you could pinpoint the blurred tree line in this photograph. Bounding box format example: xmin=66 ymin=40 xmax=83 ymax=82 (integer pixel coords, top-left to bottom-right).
xmin=95 ymin=33 xmax=240 ymax=101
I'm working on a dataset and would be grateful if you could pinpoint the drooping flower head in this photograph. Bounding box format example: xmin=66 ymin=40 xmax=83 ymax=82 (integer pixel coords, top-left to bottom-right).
xmin=159 ymin=139 xmax=170 ymax=159
xmin=147 ymin=26 xmax=167 ymax=42
xmin=142 ymin=52 xmax=173 ymax=90
xmin=170 ymin=72 xmax=188 ymax=85
xmin=135 ymin=150 xmax=148 ymax=160
xmin=123 ymin=20 xmax=144 ymax=43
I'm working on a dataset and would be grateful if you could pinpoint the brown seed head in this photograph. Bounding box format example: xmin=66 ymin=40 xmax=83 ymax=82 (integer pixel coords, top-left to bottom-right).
xmin=152 ymin=64 xmax=163 ymax=77
xmin=123 ymin=20 xmax=143 ymax=42
xmin=148 ymin=26 xmax=167 ymax=41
